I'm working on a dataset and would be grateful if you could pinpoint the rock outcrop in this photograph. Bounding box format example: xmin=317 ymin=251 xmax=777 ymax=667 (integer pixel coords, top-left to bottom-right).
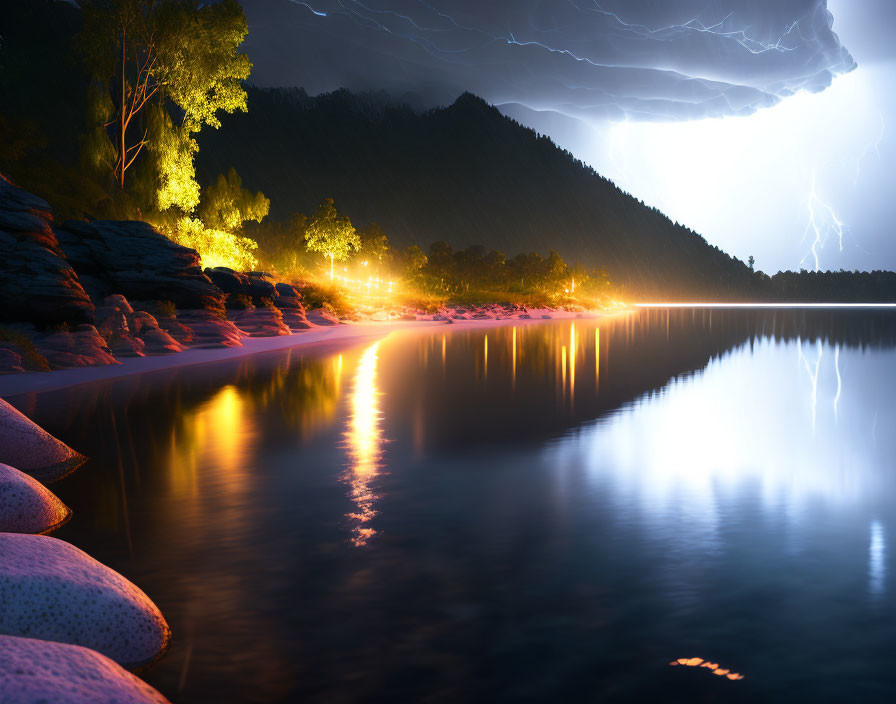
xmin=0 ymin=399 xmax=86 ymax=483
xmin=0 ymin=534 xmax=171 ymax=670
xmin=56 ymin=220 xmax=224 ymax=311
xmin=0 ymin=635 xmax=171 ymax=703
xmin=306 ymin=308 xmax=339 ymax=326
xmin=175 ymin=310 xmax=245 ymax=348
xmin=35 ymin=325 xmax=120 ymax=369
xmin=0 ymin=463 xmax=70 ymax=534
xmin=227 ymin=306 xmax=292 ymax=337
xmin=206 ymin=266 xmax=277 ymax=303
xmin=94 ymin=295 xmax=185 ymax=356
xmin=0 ymin=175 xmax=94 ymax=326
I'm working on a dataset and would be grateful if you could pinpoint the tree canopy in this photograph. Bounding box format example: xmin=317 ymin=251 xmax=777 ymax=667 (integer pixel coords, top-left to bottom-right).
xmin=304 ymin=198 xmax=360 ymax=278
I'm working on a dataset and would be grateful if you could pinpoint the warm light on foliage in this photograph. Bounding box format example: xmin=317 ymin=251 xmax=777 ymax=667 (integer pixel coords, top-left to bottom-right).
xmin=305 ymin=198 xmax=360 ymax=279
xmin=167 ymin=216 xmax=258 ymax=270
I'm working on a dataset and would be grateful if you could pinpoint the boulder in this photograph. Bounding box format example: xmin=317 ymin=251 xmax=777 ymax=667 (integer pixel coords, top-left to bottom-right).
xmin=56 ymin=220 xmax=224 ymax=310
xmin=0 ymin=534 xmax=171 ymax=670
xmin=107 ymin=334 xmax=146 ymax=358
xmin=227 ymin=306 xmax=291 ymax=337
xmin=0 ymin=346 xmax=25 ymax=374
xmin=306 ymin=308 xmax=339 ymax=326
xmin=0 ymin=175 xmax=94 ymax=326
xmin=0 ymin=398 xmax=86 ymax=482
xmin=0 ymin=463 xmax=70 ymax=534
xmin=0 ymin=635 xmax=171 ymax=703
xmin=280 ymin=309 xmax=312 ymax=330
xmin=274 ymin=282 xmax=302 ymax=299
xmin=176 ymin=309 xmax=244 ymax=348
xmin=140 ymin=326 xmax=185 ymax=354
xmin=36 ymin=325 xmax=119 ymax=369
xmin=204 ymin=266 xmax=245 ymax=294
xmin=205 ymin=267 xmax=276 ymax=303
xmin=156 ymin=317 xmax=194 ymax=345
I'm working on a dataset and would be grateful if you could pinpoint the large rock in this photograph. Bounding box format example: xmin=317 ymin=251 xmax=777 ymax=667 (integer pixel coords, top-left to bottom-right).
xmin=0 ymin=534 xmax=171 ymax=670
xmin=56 ymin=220 xmax=224 ymax=310
xmin=227 ymin=306 xmax=291 ymax=337
xmin=0 ymin=346 xmax=25 ymax=374
xmin=306 ymin=308 xmax=339 ymax=326
xmin=0 ymin=175 xmax=94 ymax=326
xmin=0 ymin=399 xmax=86 ymax=483
xmin=205 ymin=267 xmax=276 ymax=303
xmin=35 ymin=325 xmax=120 ymax=369
xmin=0 ymin=463 xmax=70 ymax=534
xmin=176 ymin=309 xmax=244 ymax=348
xmin=280 ymin=309 xmax=312 ymax=331
xmin=0 ymin=635 xmax=171 ymax=703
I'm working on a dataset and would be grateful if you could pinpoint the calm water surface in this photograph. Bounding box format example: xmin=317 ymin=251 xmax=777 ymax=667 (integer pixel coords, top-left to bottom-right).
xmin=8 ymin=309 xmax=896 ymax=703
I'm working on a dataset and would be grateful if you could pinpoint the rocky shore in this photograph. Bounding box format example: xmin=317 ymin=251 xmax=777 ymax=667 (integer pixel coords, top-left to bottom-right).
xmin=0 ymin=397 xmax=172 ymax=701
xmin=0 ymin=174 xmax=585 ymax=380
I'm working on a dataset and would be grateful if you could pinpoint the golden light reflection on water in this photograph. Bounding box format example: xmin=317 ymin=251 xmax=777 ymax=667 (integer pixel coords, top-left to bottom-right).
xmin=168 ymin=384 xmax=253 ymax=498
xmin=344 ymin=341 xmax=383 ymax=546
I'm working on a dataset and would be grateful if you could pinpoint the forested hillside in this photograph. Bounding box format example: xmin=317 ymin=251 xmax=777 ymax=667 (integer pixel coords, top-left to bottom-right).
xmin=196 ymin=87 xmax=757 ymax=299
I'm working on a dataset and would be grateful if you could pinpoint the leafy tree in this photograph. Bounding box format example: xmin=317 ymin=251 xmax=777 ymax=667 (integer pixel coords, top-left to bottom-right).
xmin=79 ymin=0 xmax=251 ymax=194
xmin=357 ymin=222 xmax=390 ymax=263
xmin=197 ymin=167 xmax=269 ymax=232
xmin=304 ymin=198 xmax=360 ymax=279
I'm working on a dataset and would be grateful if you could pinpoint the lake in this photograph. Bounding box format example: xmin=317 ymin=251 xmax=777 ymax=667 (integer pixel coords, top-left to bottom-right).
xmin=7 ymin=308 xmax=896 ymax=703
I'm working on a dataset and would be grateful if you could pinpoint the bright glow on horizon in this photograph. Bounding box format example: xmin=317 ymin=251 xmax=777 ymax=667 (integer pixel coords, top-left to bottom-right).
xmin=635 ymin=303 xmax=896 ymax=309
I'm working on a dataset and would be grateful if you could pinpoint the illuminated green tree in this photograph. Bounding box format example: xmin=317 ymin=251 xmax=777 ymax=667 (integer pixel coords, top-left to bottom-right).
xmin=198 ymin=168 xmax=270 ymax=232
xmin=304 ymin=198 xmax=360 ymax=280
xmin=80 ymin=0 xmax=251 ymax=195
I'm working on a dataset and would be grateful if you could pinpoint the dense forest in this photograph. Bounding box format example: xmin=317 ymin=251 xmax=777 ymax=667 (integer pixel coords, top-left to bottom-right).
xmin=2 ymin=1 xmax=895 ymax=303
xmin=195 ymin=86 xmax=760 ymax=300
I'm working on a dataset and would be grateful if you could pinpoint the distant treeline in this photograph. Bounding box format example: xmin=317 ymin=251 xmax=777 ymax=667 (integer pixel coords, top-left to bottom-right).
xmin=763 ymin=270 xmax=896 ymax=303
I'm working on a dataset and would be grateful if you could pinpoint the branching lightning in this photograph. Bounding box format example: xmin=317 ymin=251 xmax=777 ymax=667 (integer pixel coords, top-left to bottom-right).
xmin=581 ymin=2 xmax=802 ymax=55
xmin=801 ymin=170 xmax=846 ymax=272
xmin=798 ymin=338 xmax=823 ymax=433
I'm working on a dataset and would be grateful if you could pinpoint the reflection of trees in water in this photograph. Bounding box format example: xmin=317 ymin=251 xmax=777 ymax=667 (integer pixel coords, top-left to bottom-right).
xmin=383 ymin=309 xmax=896 ymax=451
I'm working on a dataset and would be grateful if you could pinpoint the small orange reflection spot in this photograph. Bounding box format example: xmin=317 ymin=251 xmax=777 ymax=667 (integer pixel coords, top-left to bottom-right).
xmin=670 ymin=658 xmax=744 ymax=681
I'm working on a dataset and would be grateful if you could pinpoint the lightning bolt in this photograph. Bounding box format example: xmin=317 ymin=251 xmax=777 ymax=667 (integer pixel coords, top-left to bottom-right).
xmin=286 ymin=0 xmax=799 ymax=118
xmin=581 ymin=2 xmax=802 ymax=55
xmin=801 ymin=170 xmax=846 ymax=272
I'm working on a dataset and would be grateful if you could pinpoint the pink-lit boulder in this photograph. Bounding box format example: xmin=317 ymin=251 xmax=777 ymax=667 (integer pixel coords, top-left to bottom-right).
xmin=0 ymin=399 xmax=86 ymax=483
xmin=0 ymin=463 xmax=70 ymax=534
xmin=0 ymin=534 xmax=171 ymax=670
xmin=0 ymin=635 xmax=170 ymax=703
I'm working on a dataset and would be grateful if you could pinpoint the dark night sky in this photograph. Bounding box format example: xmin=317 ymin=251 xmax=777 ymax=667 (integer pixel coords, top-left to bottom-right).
xmin=238 ymin=1 xmax=896 ymax=273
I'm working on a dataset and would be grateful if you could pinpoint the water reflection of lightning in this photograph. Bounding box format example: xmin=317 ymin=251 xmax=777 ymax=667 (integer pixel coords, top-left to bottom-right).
xmin=797 ymin=338 xmax=822 ymax=432
xmin=833 ymin=345 xmax=842 ymax=422
xmin=801 ymin=170 xmax=845 ymax=272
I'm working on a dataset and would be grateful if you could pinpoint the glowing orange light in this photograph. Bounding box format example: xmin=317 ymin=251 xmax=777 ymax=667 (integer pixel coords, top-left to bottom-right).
xmin=344 ymin=341 xmax=383 ymax=546
xmin=669 ymin=658 xmax=744 ymax=681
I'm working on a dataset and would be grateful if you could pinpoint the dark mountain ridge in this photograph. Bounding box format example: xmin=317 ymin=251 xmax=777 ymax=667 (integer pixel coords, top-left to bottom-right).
xmin=196 ymin=86 xmax=757 ymax=300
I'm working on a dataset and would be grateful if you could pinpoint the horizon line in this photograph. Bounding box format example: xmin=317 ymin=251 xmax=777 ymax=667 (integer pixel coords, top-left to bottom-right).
xmin=634 ymin=303 xmax=896 ymax=309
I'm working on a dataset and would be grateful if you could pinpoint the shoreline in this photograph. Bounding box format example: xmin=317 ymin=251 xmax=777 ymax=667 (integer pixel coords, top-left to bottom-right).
xmin=0 ymin=310 xmax=602 ymax=398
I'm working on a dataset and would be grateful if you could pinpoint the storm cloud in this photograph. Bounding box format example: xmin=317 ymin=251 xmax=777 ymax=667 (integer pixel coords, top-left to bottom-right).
xmin=241 ymin=0 xmax=856 ymax=120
